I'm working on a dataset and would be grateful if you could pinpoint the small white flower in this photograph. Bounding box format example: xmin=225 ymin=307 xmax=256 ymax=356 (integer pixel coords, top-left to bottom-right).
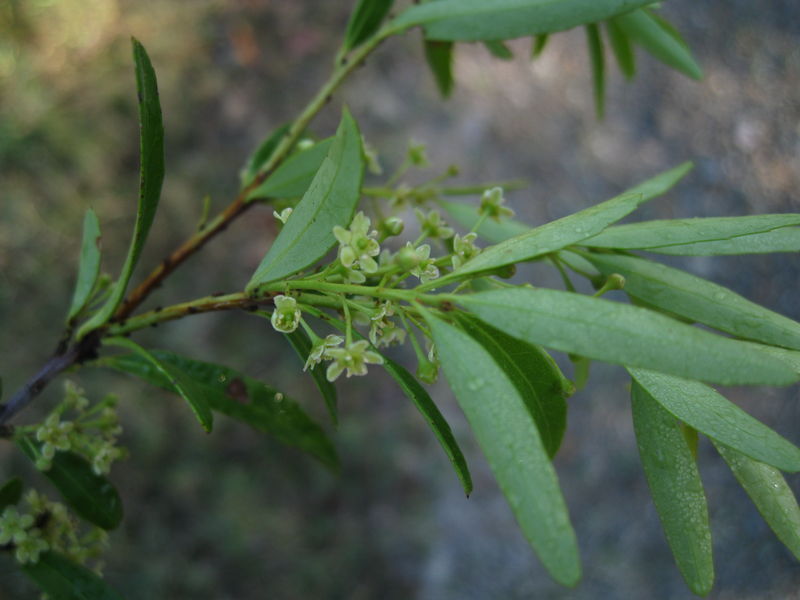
xmin=273 ymin=207 xmax=293 ymax=224
xmin=270 ymin=295 xmax=301 ymax=333
xmin=407 ymin=139 xmax=429 ymax=167
xmin=333 ymin=212 xmax=381 ymax=273
xmin=479 ymin=187 xmax=515 ymax=220
xmin=325 ymin=340 xmax=384 ymax=382
xmin=14 ymin=529 xmax=49 ymax=565
xmin=304 ymin=335 xmax=344 ymax=371
xmin=369 ymin=319 xmax=407 ymax=348
xmin=0 ymin=507 xmax=34 ymax=545
xmin=451 ymin=232 xmax=481 ymax=269
xmin=415 ymin=209 xmax=454 ymax=240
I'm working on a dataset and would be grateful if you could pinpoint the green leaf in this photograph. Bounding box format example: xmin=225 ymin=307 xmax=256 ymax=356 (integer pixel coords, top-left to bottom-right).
xmin=581 ymin=214 xmax=800 ymax=255
xmin=439 ymin=199 xmax=530 ymax=244
xmin=585 ymin=24 xmax=605 ymax=118
xmin=343 ymin=0 xmax=395 ymax=51
xmin=393 ymin=0 xmax=655 ymax=42
xmin=605 ymin=19 xmax=635 ymax=79
xmin=629 ymin=369 xmax=800 ymax=472
xmin=66 ymin=209 xmax=102 ymax=323
xmin=581 ymin=251 xmax=800 ymax=350
xmin=454 ymin=313 xmax=571 ymax=458
xmin=245 ymin=138 xmax=334 ymax=201
xmin=77 ymin=38 xmax=165 ymax=339
xmin=246 ymin=109 xmax=364 ymax=290
xmin=424 ymin=40 xmax=455 ymax=98
xmin=0 ymin=476 xmax=23 ymax=510
xmin=446 ymin=162 xmax=692 ymax=280
xmin=631 ymin=379 xmax=714 ymax=595
xmin=17 ymin=438 xmax=123 ymax=530
xmin=531 ymin=34 xmax=549 ymax=58
xmin=382 ymin=356 xmax=472 ymax=496
xmin=240 ymin=122 xmax=291 ymax=188
xmin=484 ymin=40 xmax=514 ymax=60
xmin=712 ymin=441 xmax=800 ymax=561
xmin=105 ymin=337 xmax=213 ymax=433
xmin=285 ymin=329 xmax=338 ymax=425
xmin=457 ymin=288 xmax=798 ymax=386
xmin=21 ymin=551 xmax=125 ymax=600
xmin=426 ymin=313 xmax=581 ymax=585
xmin=613 ymin=9 xmax=702 ymax=80
xmin=97 ymin=351 xmax=338 ymax=470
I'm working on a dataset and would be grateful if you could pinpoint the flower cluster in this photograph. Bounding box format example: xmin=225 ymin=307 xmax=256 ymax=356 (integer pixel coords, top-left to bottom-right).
xmin=415 ymin=209 xmax=454 ymax=240
xmin=333 ymin=212 xmax=381 ymax=283
xmin=369 ymin=301 xmax=407 ymax=348
xmin=479 ymin=186 xmax=515 ymax=220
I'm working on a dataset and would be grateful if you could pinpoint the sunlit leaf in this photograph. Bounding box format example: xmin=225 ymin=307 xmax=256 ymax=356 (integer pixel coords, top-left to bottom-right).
xmin=246 ymin=138 xmax=334 ymax=201
xmin=66 ymin=209 xmax=102 ymax=323
xmin=285 ymin=329 xmax=338 ymax=425
xmin=629 ymin=369 xmax=800 ymax=472
xmin=426 ymin=313 xmax=581 ymax=586
xmin=240 ymin=122 xmax=291 ymax=188
xmin=458 ymin=288 xmax=798 ymax=386
xmin=424 ymin=40 xmax=455 ymax=98
xmin=77 ymin=38 xmax=165 ymax=339
xmin=393 ymin=0 xmax=655 ymax=42
xmin=713 ymin=441 xmax=800 ymax=561
xmin=246 ymin=109 xmax=364 ymax=289
xmin=585 ymin=24 xmax=605 ymax=118
xmin=17 ymin=438 xmax=123 ymax=530
xmin=582 ymin=251 xmax=800 ymax=350
xmin=382 ymin=356 xmax=472 ymax=496
xmin=21 ymin=551 xmax=125 ymax=600
xmin=631 ymin=379 xmax=714 ymax=595
xmin=343 ymin=0 xmax=395 ymax=52
xmin=98 ymin=351 xmax=338 ymax=470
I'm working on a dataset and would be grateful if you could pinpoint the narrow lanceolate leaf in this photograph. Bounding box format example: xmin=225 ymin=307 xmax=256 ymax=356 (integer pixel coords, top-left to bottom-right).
xmin=17 ymin=438 xmax=123 ymax=530
xmin=343 ymin=0 xmax=395 ymax=52
xmin=285 ymin=329 xmax=338 ymax=425
xmin=105 ymin=337 xmax=213 ymax=433
xmin=392 ymin=0 xmax=654 ymax=42
xmin=631 ymin=380 xmax=714 ymax=595
xmin=246 ymin=138 xmax=334 ymax=201
xmin=585 ymin=24 xmax=605 ymax=118
xmin=98 ymin=351 xmax=338 ymax=470
xmin=581 ymin=215 xmax=800 ymax=255
xmin=458 ymin=288 xmax=798 ymax=386
xmin=605 ymin=20 xmax=635 ymax=79
xmin=629 ymin=369 xmax=800 ymax=472
xmin=240 ymin=122 xmax=292 ymax=188
xmin=440 ymin=200 xmax=530 ymax=244
xmin=712 ymin=441 xmax=800 ymax=561
xmin=426 ymin=314 xmax=581 ymax=585
xmin=455 ymin=313 xmax=572 ymax=458
xmin=613 ymin=9 xmax=702 ymax=80
xmin=582 ymin=251 xmax=800 ymax=350
xmin=22 ymin=551 xmax=125 ymax=600
xmin=0 ymin=477 xmax=23 ymax=510
xmin=531 ymin=34 xmax=549 ymax=58
xmin=484 ymin=40 xmax=514 ymax=60
xmin=77 ymin=38 xmax=165 ymax=339
xmin=66 ymin=208 xmax=102 ymax=322
xmin=750 ymin=344 xmax=800 ymax=377
xmin=449 ymin=162 xmax=692 ymax=280
xmin=424 ymin=40 xmax=455 ymax=98
xmin=382 ymin=356 xmax=472 ymax=496
xmin=246 ymin=109 xmax=364 ymax=290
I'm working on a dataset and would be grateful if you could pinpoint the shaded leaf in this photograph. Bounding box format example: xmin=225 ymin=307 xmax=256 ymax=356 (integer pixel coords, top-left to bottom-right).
xmin=582 ymin=251 xmax=800 ymax=350
xmin=21 ymin=551 xmax=125 ymax=600
xmin=531 ymin=34 xmax=549 ymax=58
xmin=98 ymin=351 xmax=338 ymax=470
xmin=77 ymin=38 xmax=165 ymax=338
xmin=66 ymin=209 xmax=102 ymax=323
xmin=105 ymin=337 xmax=213 ymax=433
xmin=240 ymin=122 xmax=291 ymax=188
xmin=17 ymin=438 xmax=123 ymax=530
xmin=631 ymin=380 xmax=714 ymax=595
xmin=454 ymin=313 xmax=571 ymax=458
xmin=285 ymin=329 xmax=338 ymax=425
xmin=0 ymin=476 xmax=23 ymax=510
xmin=426 ymin=313 xmax=581 ymax=585
xmin=605 ymin=19 xmax=635 ymax=78
xmin=458 ymin=288 xmax=798 ymax=386
xmin=613 ymin=9 xmax=702 ymax=79
xmin=393 ymin=0 xmax=654 ymax=42
xmin=581 ymin=214 xmax=800 ymax=255
xmin=246 ymin=138 xmax=334 ymax=201
xmin=585 ymin=24 xmax=605 ymax=118
xmin=382 ymin=356 xmax=472 ymax=496
xmin=484 ymin=40 xmax=514 ymax=60
xmin=439 ymin=199 xmax=530 ymax=243
xmin=447 ymin=162 xmax=692 ymax=280
xmin=424 ymin=40 xmax=455 ymax=98
xmin=246 ymin=109 xmax=364 ymax=289
xmin=629 ymin=369 xmax=800 ymax=472
xmin=712 ymin=441 xmax=800 ymax=561
xmin=343 ymin=0 xmax=395 ymax=51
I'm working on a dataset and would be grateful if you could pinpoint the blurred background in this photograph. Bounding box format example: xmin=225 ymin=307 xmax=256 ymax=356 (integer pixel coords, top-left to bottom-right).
xmin=1 ymin=0 xmax=799 ymax=598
